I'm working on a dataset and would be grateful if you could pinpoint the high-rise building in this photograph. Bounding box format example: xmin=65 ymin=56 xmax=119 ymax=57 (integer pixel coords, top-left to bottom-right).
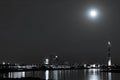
xmin=107 ymin=41 xmax=112 ymax=66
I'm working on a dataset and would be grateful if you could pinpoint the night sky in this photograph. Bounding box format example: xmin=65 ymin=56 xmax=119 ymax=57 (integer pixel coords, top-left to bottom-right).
xmin=0 ymin=0 xmax=120 ymax=64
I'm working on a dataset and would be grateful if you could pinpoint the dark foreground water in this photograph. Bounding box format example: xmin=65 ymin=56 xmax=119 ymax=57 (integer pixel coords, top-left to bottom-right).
xmin=0 ymin=69 xmax=120 ymax=80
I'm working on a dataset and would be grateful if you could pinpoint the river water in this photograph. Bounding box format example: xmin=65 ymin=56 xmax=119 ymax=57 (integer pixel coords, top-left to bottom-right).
xmin=1 ymin=69 xmax=120 ymax=80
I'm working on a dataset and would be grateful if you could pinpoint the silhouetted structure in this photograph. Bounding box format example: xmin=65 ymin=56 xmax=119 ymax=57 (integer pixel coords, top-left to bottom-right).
xmin=107 ymin=41 xmax=112 ymax=66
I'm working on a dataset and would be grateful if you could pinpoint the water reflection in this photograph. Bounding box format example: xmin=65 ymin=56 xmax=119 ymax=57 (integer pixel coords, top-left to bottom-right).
xmin=0 ymin=72 xmax=25 ymax=78
xmin=108 ymin=73 xmax=112 ymax=80
xmin=0 ymin=69 xmax=116 ymax=80
xmin=53 ymin=70 xmax=58 ymax=80
xmin=45 ymin=70 xmax=59 ymax=80
xmin=45 ymin=70 xmax=49 ymax=80
xmin=8 ymin=72 xmax=25 ymax=78
xmin=85 ymin=69 xmax=100 ymax=80
xmin=45 ymin=70 xmax=71 ymax=80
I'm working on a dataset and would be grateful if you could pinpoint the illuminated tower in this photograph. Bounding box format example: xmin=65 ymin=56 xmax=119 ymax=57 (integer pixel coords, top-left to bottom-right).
xmin=107 ymin=41 xmax=111 ymax=66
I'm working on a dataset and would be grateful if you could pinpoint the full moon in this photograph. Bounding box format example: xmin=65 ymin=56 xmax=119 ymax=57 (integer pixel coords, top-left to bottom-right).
xmin=89 ymin=9 xmax=97 ymax=17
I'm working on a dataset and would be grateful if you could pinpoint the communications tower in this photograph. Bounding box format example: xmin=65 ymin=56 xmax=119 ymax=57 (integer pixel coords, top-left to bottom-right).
xmin=107 ymin=41 xmax=112 ymax=66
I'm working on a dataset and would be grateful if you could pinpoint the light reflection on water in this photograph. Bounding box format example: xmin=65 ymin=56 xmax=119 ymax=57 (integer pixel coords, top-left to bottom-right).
xmin=10 ymin=72 xmax=25 ymax=78
xmin=45 ymin=70 xmax=49 ymax=80
xmin=53 ymin=70 xmax=58 ymax=80
xmin=108 ymin=72 xmax=112 ymax=80
xmin=0 ymin=69 xmax=118 ymax=80
xmin=86 ymin=69 xmax=100 ymax=80
xmin=0 ymin=72 xmax=25 ymax=78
